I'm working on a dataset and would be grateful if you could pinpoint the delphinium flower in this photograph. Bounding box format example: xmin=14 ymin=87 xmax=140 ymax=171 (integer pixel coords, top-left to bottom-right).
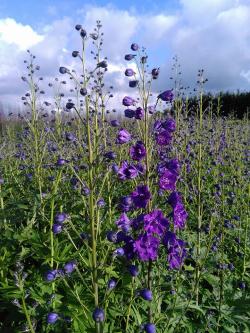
xmin=130 ymin=141 xmax=146 ymax=161
xmin=134 ymin=233 xmax=160 ymax=261
xmin=116 ymin=128 xmax=131 ymax=144
xmin=131 ymin=185 xmax=151 ymax=209
xmin=47 ymin=312 xmax=59 ymax=324
xmin=118 ymin=161 xmax=139 ymax=180
xmin=116 ymin=213 xmax=131 ymax=232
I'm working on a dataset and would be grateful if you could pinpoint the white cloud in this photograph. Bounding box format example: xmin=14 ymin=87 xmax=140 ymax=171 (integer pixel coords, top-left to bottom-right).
xmin=0 ymin=18 xmax=44 ymax=50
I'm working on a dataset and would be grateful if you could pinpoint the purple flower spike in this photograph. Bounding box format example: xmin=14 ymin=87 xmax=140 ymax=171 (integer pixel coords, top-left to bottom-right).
xmin=134 ymin=233 xmax=160 ymax=261
xmin=116 ymin=128 xmax=131 ymax=144
xmin=162 ymin=118 xmax=176 ymax=132
xmin=131 ymin=185 xmax=151 ymax=209
xmin=173 ymin=202 xmax=188 ymax=230
xmin=158 ymin=90 xmax=174 ymax=102
xmin=130 ymin=141 xmax=146 ymax=161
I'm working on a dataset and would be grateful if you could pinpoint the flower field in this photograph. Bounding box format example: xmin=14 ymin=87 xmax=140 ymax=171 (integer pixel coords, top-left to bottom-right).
xmin=0 ymin=22 xmax=249 ymax=333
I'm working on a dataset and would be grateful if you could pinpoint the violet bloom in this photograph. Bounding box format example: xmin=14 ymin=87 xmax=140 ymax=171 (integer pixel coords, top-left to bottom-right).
xmin=130 ymin=141 xmax=146 ymax=161
xmin=125 ymin=54 xmax=136 ymax=61
xmin=131 ymin=185 xmax=151 ymax=209
xmin=129 ymin=80 xmax=138 ymax=88
xmin=158 ymin=90 xmax=174 ymax=102
xmin=116 ymin=128 xmax=131 ymax=144
xmin=125 ymin=69 xmax=135 ymax=77
xmin=47 ymin=312 xmax=59 ymax=324
xmin=118 ymin=161 xmax=139 ymax=180
xmin=168 ymin=191 xmax=182 ymax=208
xmin=144 ymin=210 xmax=169 ymax=236
xmin=131 ymin=43 xmax=139 ymax=51
xmin=155 ymin=130 xmax=172 ymax=146
xmin=64 ymin=261 xmax=76 ymax=274
xmin=116 ymin=213 xmax=131 ymax=232
xmin=122 ymin=96 xmax=136 ymax=107
xmin=173 ymin=202 xmax=188 ymax=229
xmin=163 ymin=231 xmax=187 ymax=269
xmin=110 ymin=119 xmax=120 ymax=127
xmin=134 ymin=233 xmax=160 ymax=261
xmin=119 ymin=195 xmax=133 ymax=212
xmin=135 ymin=107 xmax=144 ymax=120
xmin=162 ymin=118 xmax=176 ymax=132
xmin=159 ymin=170 xmax=178 ymax=191
xmin=148 ymin=105 xmax=155 ymax=114
xmin=140 ymin=289 xmax=153 ymax=301
xmin=123 ymin=235 xmax=135 ymax=260
xmin=124 ymin=109 xmax=135 ymax=118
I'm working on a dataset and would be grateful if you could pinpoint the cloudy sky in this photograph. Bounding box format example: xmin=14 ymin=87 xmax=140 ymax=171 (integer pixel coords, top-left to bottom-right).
xmin=0 ymin=0 xmax=250 ymax=109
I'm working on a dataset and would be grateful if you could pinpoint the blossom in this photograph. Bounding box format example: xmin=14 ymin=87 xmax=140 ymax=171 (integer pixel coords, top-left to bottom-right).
xmin=131 ymin=185 xmax=151 ymax=209
xmin=134 ymin=233 xmax=160 ymax=261
xmin=92 ymin=308 xmax=105 ymax=322
xmin=119 ymin=196 xmax=133 ymax=212
xmin=168 ymin=191 xmax=182 ymax=207
xmin=162 ymin=118 xmax=176 ymax=132
xmin=144 ymin=323 xmax=156 ymax=333
xmin=64 ymin=261 xmax=76 ymax=274
xmin=118 ymin=161 xmax=139 ymax=180
xmin=125 ymin=54 xmax=136 ymax=61
xmin=173 ymin=202 xmax=188 ymax=229
xmin=125 ymin=68 xmax=135 ymax=76
xmin=135 ymin=107 xmax=144 ymax=119
xmin=47 ymin=312 xmax=59 ymax=324
xmin=116 ymin=213 xmax=131 ymax=232
xmin=158 ymin=90 xmax=174 ymax=102
xmin=140 ymin=289 xmax=153 ymax=301
xmin=122 ymin=96 xmax=136 ymax=107
xmin=155 ymin=130 xmax=172 ymax=146
xmin=129 ymin=141 xmax=146 ymax=161
xmin=131 ymin=43 xmax=139 ymax=51
xmin=124 ymin=109 xmax=135 ymax=118
xmin=129 ymin=80 xmax=138 ymax=88
xmin=144 ymin=210 xmax=169 ymax=236
xmin=159 ymin=170 xmax=178 ymax=191
xmin=163 ymin=231 xmax=187 ymax=269
xmin=116 ymin=128 xmax=131 ymax=144
xmin=128 ymin=265 xmax=139 ymax=277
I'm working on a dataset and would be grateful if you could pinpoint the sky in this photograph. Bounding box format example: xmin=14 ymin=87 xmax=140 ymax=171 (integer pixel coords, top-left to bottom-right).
xmin=0 ymin=0 xmax=250 ymax=109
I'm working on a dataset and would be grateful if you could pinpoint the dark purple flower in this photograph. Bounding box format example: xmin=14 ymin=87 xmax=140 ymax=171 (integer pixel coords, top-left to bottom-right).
xmin=163 ymin=231 xmax=186 ymax=269
xmin=131 ymin=43 xmax=139 ymax=51
xmin=159 ymin=170 xmax=178 ymax=191
xmin=124 ymin=109 xmax=135 ymax=118
xmin=122 ymin=96 xmax=136 ymax=107
xmin=80 ymin=87 xmax=87 ymax=96
xmin=168 ymin=191 xmax=182 ymax=208
xmin=107 ymin=278 xmax=117 ymax=290
xmin=152 ymin=68 xmax=160 ymax=79
xmin=113 ymin=247 xmax=125 ymax=257
xmin=135 ymin=107 xmax=144 ymax=120
xmin=129 ymin=80 xmax=138 ymax=88
xmin=134 ymin=233 xmax=160 ymax=261
xmin=110 ymin=119 xmax=120 ymax=127
xmin=158 ymin=90 xmax=174 ymax=102
xmin=140 ymin=289 xmax=152 ymax=301
xmin=131 ymin=185 xmax=151 ymax=209
xmin=125 ymin=54 xmax=136 ymax=61
xmin=128 ymin=264 xmax=139 ymax=277
xmin=104 ymin=151 xmax=116 ymax=160
xmin=162 ymin=118 xmax=176 ymax=132
xmin=119 ymin=195 xmax=133 ymax=212
xmin=131 ymin=213 xmax=145 ymax=230
xmin=97 ymin=198 xmax=105 ymax=207
xmin=59 ymin=67 xmax=68 ymax=74
xmin=144 ymin=210 xmax=169 ymax=236
xmin=47 ymin=312 xmax=59 ymax=324
xmin=123 ymin=235 xmax=135 ymax=260
xmin=75 ymin=24 xmax=82 ymax=31
xmin=129 ymin=141 xmax=146 ymax=161
xmin=92 ymin=308 xmax=105 ymax=322
xmin=52 ymin=223 xmax=63 ymax=234
xmin=64 ymin=261 xmax=76 ymax=274
xmin=173 ymin=203 xmax=188 ymax=229
xmin=66 ymin=102 xmax=75 ymax=110
xmin=56 ymin=158 xmax=67 ymax=166
xmin=148 ymin=105 xmax=155 ymax=114
xmin=125 ymin=69 xmax=135 ymax=77
xmin=45 ymin=270 xmax=57 ymax=282
xmin=116 ymin=213 xmax=131 ymax=232
xmin=97 ymin=60 xmax=108 ymax=68
xmin=118 ymin=161 xmax=139 ymax=180
xmin=155 ymin=130 xmax=172 ymax=146
xmin=55 ymin=212 xmax=68 ymax=224
xmin=116 ymin=128 xmax=131 ymax=144
xmin=80 ymin=29 xmax=87 ymax=38
xmin=144 ymin=323 xmax=156 ymax=333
